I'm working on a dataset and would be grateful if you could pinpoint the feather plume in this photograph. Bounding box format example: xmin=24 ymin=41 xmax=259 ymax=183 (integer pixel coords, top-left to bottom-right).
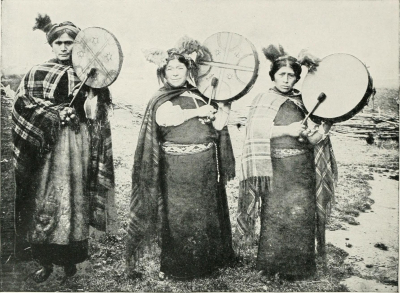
xmin=298 ymin=49 xmax=321 ymax=73
xmin=33 ymin=13 xmax=52 ymax=33
xmin=175 ymin=35 xmax=200 ymax=54
xmin=142 ymin=49 xmax=168 ymax=68
xmin=167 ymin=48 xmax=180 ymax=56
xmin=175 ymin=35 xmax=207 ymax=61
xmin=262 ymin=44 xmax=287 ymax=63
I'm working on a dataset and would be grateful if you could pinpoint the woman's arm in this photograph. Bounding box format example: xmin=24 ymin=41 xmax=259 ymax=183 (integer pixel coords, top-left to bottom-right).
xmin=270 ymin=121 xmax=307 ymax=138
xmin=155 ymin=101 xmax=216 ymax=127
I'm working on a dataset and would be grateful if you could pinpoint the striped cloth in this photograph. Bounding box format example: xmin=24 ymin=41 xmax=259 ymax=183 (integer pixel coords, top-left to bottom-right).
xmin=239 ymin=90 xmax=294 ymax=181
xmin=314 ymin=134 xmax=338 ymax=255
xmin=12 ymin=59 xmax=115 ymax=231
xmin=237 ymin=88 xmax=337 ymax=255
xmin=12 ymin=60 xmax=81 ymax=172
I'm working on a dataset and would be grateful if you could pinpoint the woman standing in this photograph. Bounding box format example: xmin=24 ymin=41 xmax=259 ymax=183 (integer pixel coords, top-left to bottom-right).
xmin=237 ymin=45 xmax=337 ymax=280
xmin=126 ymin=39 xmax=235 ymax=280
xmin=12 ymin=14 xmax=115 ymax=282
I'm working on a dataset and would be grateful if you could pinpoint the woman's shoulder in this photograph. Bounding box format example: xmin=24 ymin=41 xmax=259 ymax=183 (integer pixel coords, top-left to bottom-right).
xmin=250 ymin=90 xmax=287 ymax=108
xmin=28 ymin=59 xmax=64 ymax=74
xmin=147 ymin=88 xmax=175 ymax=111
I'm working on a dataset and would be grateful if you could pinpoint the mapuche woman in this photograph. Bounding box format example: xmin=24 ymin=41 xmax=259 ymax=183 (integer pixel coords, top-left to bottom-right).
xmin=126 ymin=39 xmax=236 ymax=280
xmin=237 ymin=45 xmax=337 ymax=280
xmin=12 ymin=14 xmax=115 ymax=282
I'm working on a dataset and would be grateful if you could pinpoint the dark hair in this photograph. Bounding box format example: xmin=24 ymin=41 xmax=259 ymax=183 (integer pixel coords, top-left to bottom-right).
xmin=47 ymin=22 xmax=80 ymax=45
xmin=262 ymin=45 xmax=302 ymax=82
xmin=269 ymin=56 xmax=302 ymax=82
xmin=262 ymin=44 xmax=321 ymax=83
xmin=48 ymin=28 xmax=78 ymax=45
xmin=157 ymin=52 xmax=195 ymax=84
xmin=33 ymin=14 xmax=80 ymax=45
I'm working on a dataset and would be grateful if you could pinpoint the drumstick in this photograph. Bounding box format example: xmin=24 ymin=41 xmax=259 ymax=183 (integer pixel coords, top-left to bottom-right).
xmin=302 ymin=92 xmax=327 ymax=125
xmin=69 ymin=68 xmax=97 ymax=107
xmin=208 ymin=77 xmax=219 ymax=105
xmin=299 ymin=92 xmax=327 ymax=142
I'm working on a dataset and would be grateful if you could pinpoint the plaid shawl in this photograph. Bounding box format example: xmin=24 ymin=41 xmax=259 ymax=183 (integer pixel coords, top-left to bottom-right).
xmin=237 ymin=88 xmax=337 ymax=255
xmin=12 ymin=59 xmax=114 ymax=231
xmin=126 ymin=82 xmax=235 ymax=266
xmin=12 ymin=60 xmax=80 ymax=170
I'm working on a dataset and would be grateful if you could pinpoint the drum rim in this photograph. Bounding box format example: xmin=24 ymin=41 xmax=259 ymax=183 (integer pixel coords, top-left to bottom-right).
xmin=72 ymin=26 xmax=124 ymax=88
xmin=196 ymin=31 xmax=259 ymax=102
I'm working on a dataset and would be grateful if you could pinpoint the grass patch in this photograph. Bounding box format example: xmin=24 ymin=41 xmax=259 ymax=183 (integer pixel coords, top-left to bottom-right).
xmin=327 ymin=164 xmax=374 ymax=230
xmin=10 ymin=238 xmax=351 ymax=292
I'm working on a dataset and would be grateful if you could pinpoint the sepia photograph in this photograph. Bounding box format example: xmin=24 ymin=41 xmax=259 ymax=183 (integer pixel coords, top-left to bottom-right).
xmin=1 ymin=0 xmax=398 ymax=291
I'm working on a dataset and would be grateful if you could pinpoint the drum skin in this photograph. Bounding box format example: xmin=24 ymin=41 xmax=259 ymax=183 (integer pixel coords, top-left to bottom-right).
xmin=196 ymin=32 xmax=259 ymax=102
xmin=72 ymin=27 xmax=123 ymax=88
xmin=301 ymin=53 xmax=373 ymax=123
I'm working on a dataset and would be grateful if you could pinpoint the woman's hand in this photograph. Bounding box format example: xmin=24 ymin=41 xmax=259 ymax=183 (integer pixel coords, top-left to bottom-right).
xmin=197 ymin=105 xmax=217 ymax=118
xmin=212 ymin=101 xmax=232 ymax=130
xmin=286 ymin=121 xmax=307 ymax=137
xmin=59 ymin=107 xmax=80 ymax=131
xmin=321 ymin=120 xmax=333 ymax=133
xmin=33 ymin=98 xmax=53 ymax=108
xmin=304 ymin=120 xmax=333 ymax=144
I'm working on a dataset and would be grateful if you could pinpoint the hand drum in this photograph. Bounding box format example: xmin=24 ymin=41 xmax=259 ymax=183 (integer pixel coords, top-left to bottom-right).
xmin=196 ymin=32 xmax=259 ymax=102
xmin=72 ymin=27 xmax=123 ymax=88
xmin=301 ymin=53 xmax=374 ymax=123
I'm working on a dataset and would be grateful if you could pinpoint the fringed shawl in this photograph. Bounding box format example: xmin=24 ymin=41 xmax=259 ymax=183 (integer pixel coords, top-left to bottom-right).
xmin=237 ymin=88 xmax=337 ymax=254
xmin=12 ymin=59 xmax=115 ymax=231
xmin=126 ymin=82 xmax=235 ymax=266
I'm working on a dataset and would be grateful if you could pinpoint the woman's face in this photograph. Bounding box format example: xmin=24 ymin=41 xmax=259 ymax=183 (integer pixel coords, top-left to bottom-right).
xmin=273 ymin=66 xmax=297 ymax=93
xmin=165 ymin=58 xmax=189 ymax=87
xmin=52 ymin=33 xmax=74 ymax=61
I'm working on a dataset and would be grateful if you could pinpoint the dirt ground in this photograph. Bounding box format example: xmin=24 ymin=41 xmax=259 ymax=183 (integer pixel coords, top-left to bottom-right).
xmin=0 ymin=83 xmax=398 ymax=291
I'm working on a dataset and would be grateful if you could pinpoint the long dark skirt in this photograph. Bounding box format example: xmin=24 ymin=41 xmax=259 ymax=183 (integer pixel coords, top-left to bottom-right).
xmin=160 ymin=146 xmax=234 ymax=279
xmin=257 ymin=151 xmax=316 ymax=279
xmin=31 ymin=240 xmax=88 ymax=266
xmin=14 ymin=126 xmax=90 ymax=264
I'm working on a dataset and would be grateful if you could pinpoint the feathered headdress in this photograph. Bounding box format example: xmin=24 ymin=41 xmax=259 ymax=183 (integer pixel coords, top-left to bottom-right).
xmin=143 ymin=49 xmax=169 ymax=68
xmin=262 ymin=44 xmax=320 ymax=73
xmin=262 ymin=44 xmax=288 ymax=63
xmin=143 ymin=36 xmax=210 ymax=84
xmin=297 ymin=49 xmax=320 ymax=73
xmin=33 ymin=13 xmax=80 ymax=45
xmin=143 ymin=35 xmax=208 ymax=68
xmin=33 ymin=13 xmax=53 ymax=33
xmin=174 ymin=35 xmax=208 ymax=63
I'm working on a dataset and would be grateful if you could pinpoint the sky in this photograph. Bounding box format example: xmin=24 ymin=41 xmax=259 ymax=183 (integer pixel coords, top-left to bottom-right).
xmin=2 ymin=0 xmax=398 ymax=104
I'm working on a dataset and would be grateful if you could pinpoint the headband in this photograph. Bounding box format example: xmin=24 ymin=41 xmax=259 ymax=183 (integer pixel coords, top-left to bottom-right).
xmin=46 ymin=23 xmax=80 ymax=43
